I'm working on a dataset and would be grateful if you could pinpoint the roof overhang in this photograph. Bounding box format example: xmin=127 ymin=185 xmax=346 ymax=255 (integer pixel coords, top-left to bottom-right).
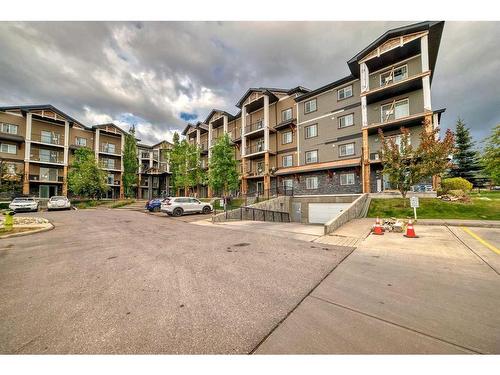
xmin=0 ymin=104 xmax=87 ymax=128
xmin=275 ymin=158 xmax=361 ymax=175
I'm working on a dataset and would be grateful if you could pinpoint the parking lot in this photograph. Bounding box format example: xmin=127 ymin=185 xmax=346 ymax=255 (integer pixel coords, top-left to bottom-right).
xmin=0 ymin=209 xmax=353 ymax=354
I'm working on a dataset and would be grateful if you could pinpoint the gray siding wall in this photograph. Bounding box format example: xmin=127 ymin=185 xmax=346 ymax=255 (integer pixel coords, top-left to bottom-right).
xmin=367 ymin=89 xmax=424 ymax=126
xmin=368 ymin=125 xmax=424 ymax=155
xmin=297 ymin=80 xmax=362 ymax=165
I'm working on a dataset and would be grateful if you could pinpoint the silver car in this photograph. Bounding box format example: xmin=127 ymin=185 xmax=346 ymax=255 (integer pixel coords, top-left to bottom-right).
xmin=9 ymin=197 xmax=39 ymax=212
xmin=47 ymin=196 xmax=71 ymax=211
xmin=161 ymin=197 xmax=213 ymax=217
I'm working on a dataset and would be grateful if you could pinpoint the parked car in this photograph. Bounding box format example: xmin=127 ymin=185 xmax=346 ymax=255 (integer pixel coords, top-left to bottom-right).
xmin=9 ymin=197 xmax=39 ymax=212
xmin=145 ymin=198 xmax=166 ymax=212
xmin=47 ymin=196 xmax=71 ymax=211
xmin=161 ymin=197 xmax=212 ymax=217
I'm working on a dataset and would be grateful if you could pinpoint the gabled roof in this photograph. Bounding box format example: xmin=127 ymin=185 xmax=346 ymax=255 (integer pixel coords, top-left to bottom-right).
xmin=236 ymin=87 xmax=290 ymax=108
xmin=92 ymin=123 xmax=128 ymax=135
xmin=347 ymin=21 xmax=445 ymax=77
xmin=295 ymin=75 xmax=357 ymax=103
xmin=287 ymin=86 xmax=310 ymax=96
xmin=181 ymin=123 xmax=196 ymax=136
xmin=0 ymin=104 xmax=86 ymax=128
xmin=204 ymin=109 xmax=235 ymax=124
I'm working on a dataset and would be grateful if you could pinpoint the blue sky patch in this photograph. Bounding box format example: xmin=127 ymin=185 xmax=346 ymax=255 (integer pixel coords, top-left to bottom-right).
xmin=180 ymin=112 xmax=198 ymax=121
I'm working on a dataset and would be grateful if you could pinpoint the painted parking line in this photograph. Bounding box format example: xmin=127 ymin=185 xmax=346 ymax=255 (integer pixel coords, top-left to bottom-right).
xmin=462 ymin=227 xmax=500 ymax=255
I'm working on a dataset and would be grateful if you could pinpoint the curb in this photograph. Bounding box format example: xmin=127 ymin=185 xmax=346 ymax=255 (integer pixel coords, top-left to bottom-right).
xmin=0 ymin=223 xmax=54 ymax=239
xmin=418 ymin=221 xmax=500 ymax=228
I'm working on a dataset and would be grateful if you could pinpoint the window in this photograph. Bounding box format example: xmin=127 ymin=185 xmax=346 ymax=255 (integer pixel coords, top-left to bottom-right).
xmin=340 ymin=173 xmax=355 ymax=185
xmin=6 ymin=164 xmax=16 ymax=174
xmin=0 ymin=123 xmax=18 ymax=134
xmin=282 ymin=131 xmax=292 ymax=144
xmin=306 ymin=176 xmax=318 ymax=190
xmin=75 ymin=137 xmax=87 ymax=146
xmin=305 ymin=124 xmax=317 ymax=139
xmin=305 ymin=150 xmax=318 ymax=164
xmin=153 ymin=177 xmax=159 ymax=188
xmin=380 ymin=64 xmax=408 ymax=86
xmin=304 ymin=99 xmax=317 ymax=114
xmin=107 ymin=174 xmax=115 ymax=185
xmin=337 ymin=85 xmax=353 ymax=100
xmin=338 ymin=113 xmax=354 ymax=128
xmin=256 ymin=161 xmax=264 ymax=174
xmin=385 ymin=134 xmax=410 ymax=153
xmin=282 ymin=155 xmax=293 ymax=167
xmin=381 ymin=98 xmax=409 ymax=123
xmin=0 ymin=143 xmax=17 ymax=154
xmin=103 ymin=143 xmax=116 ymax=154
xmin=141 ymin=151 xmax=150 ymax=159
xmin=283 ymin=179 xmax=293 ymax=190
xmin=281 ymin=108 xmax=293 ymax=122
xmin=102 ymin=158 xmax=115 ymax=169
xmin=39 ymin=149 xmax=60 ymax=163
xmin=40 ymin=167 xmax=58 ymax=182
xmin=339 ymin=143 xmax=355 ymax=157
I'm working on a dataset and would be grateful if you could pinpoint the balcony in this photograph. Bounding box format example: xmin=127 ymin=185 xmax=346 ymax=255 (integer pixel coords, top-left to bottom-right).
xmin=106 ymin=179 xmax=120 ymax=186
xmin=29 ymin=174 xmax=64 ymax=183
xmin=30 ymin=150 xmax=64 ymax=165
xmin=199 ymin=142 xmax=208 ymax=154
xmin=228 ymin=128 xmax=241 ymax=142
xmin=245 ymin=120 xmax=264 ymax=135
xmin=31 ymin=133 xmax=64 ymax=147
xmin=244 ymin=143 xmax=275 ymax=159
xmin=363 ymin=71 xmax=428 ymax=104
xmin=100 ymin=144 xmax=121 ymax=156
xmin=99 ymin=161 xmax=120 ymax=171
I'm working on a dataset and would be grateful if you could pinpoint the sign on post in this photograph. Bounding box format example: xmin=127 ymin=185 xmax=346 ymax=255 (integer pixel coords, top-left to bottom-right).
xmin=410 ymin=196 xmax=419 ymax=220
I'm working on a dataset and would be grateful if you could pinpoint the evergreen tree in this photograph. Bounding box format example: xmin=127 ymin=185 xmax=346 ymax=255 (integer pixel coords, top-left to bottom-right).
xmin=208 ymin=134 xmax=239 ymax=195
xmin=448 ymin=118 xmax=481 ymax=182
xmin=68 ymin=147 xmax=108 ymax=198
xmin=122 ymin=126 xmax=139 ymax=198
xmin=481 ymin=124 xmax=500 ymax=185
xmin=172 ymin=131 xmax=180 ymax=145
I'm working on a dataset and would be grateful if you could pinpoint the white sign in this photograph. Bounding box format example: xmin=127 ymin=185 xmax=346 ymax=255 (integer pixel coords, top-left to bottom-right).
xmin=410 ymin=196 xmax=419 ymax=208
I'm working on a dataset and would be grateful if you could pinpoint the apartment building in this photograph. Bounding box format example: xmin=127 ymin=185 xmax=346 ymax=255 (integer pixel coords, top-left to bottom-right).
xmin=189 ymin=20 xmax=445 ymax=197
xmin=137 ymin=141 xmax=172 ymax=200
xmin=0 ymin=104 xmax=171 ymax=199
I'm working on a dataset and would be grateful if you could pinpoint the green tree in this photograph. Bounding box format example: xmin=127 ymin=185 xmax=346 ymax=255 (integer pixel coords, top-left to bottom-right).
xmin=169 ymin=138 xmax=204 ymax=195
xmin=379 ymin=120 xmax=454 ymax=202
xmin=172 ymin=131 xmax=180 ymax=145
xmin=68 ymin=147 xmax=108 ymax=198
xmin=448 ymin=118 xmax=481 ymax=182
xmin=208 ymin=134 xmax=239 ymax=195
xmin=122 ymin=126 xmax=139 ymax=198
xmin=481 ymin=124 xmax=500 ymax=185
xmin=0 ymin=159 xmax=23 ymax=197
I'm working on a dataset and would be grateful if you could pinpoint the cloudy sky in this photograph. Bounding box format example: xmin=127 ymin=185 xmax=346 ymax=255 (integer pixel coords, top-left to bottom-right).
xmin=0 ymin=21 xmax=498 ymax=146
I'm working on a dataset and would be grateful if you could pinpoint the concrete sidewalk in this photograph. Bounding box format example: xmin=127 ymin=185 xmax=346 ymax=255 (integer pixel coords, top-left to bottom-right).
xmin=418 ymin=219 xmax=500 ymax=228
xmin=255 ymin=224 xmax=500 ymax=354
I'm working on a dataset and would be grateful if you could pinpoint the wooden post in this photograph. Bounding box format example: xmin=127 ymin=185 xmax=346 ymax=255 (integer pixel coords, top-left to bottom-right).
xmin=362 ymin=128 xmax=371 ymax=193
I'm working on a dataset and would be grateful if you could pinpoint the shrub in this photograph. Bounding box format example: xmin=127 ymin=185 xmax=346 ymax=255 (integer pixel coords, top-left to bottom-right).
xmin=448 ymin=189 xmax=465 ymax=197
xmin=441 ymin=178 xmax=473 ymax=193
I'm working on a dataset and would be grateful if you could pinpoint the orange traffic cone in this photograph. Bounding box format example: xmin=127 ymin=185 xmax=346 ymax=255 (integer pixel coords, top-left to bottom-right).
xmin=372 ymin=217 xmax=384 ymax=235
xmin=404 ymin=219 xmax=418 ymax=238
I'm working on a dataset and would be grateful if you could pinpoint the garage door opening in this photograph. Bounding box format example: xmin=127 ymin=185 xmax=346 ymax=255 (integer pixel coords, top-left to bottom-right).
xmin=308 ymin=203 xmax=351 ymax=224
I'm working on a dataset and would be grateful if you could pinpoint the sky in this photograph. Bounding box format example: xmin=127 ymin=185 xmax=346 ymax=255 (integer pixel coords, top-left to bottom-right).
xmin=0 ymin=21 xmax=498 ymax=147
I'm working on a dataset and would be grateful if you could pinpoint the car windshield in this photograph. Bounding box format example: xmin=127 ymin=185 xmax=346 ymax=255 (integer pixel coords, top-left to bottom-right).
xmin=13 ymin=198 xmax=34 ymax=202
xmin=50 ymin=197 xmax=67 ymax=201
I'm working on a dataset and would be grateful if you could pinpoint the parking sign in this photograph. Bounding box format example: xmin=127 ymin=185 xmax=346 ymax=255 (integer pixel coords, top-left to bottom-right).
xmin=410 ymin=196 xmax=419 ymax=208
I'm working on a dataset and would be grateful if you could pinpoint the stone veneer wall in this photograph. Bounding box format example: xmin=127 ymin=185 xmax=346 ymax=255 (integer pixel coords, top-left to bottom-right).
xmin=278 ymin=168 xmax=362 ymax=195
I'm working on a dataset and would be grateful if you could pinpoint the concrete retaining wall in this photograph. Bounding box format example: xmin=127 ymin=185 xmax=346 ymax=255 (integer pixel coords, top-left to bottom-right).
xmin=212 ymin=196 xmax=291 ymax=223
xmin=323 ymin=193 xmax=368 ymax=235
xmin=290 ymin=194 xmax=361 ymax=224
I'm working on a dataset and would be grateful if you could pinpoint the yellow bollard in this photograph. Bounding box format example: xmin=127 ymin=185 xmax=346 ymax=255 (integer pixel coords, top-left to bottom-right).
xmin=2 ymin=211 xmax=15 ymax=231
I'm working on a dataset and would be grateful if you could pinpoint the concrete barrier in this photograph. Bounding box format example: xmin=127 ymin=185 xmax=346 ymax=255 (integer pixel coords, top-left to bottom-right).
xmin=212 ymin=196 xmax=291 ymax=223
xmin=323 ymin=193 xmax=368 ymax=235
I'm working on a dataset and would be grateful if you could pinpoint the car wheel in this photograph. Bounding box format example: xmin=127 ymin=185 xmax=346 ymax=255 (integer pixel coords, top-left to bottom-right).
xmin=172 ymin=207 xmax=183 ymax=217
xmin=153 ymin=206 xmax=161 ymax=212
xmin=202 ymin=206 xmax=212 ymax=214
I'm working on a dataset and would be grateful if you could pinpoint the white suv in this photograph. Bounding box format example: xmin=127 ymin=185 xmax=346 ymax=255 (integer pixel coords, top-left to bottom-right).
xmin=47 ymin=196 xmax=71 ymax=211
xmin=9 ymin=197 xmax=39 ymax=212
xmin=161 ymin=197 xmax=213 ymax=217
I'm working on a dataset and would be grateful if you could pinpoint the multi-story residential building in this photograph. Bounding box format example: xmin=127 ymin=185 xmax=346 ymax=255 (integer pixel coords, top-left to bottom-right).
xmin=0 ymin=104 xmax=171 ymax=199
xmin=137 ymin=140 xmax=172 ymax=200
xmin=187 ymin=20 xmax=445 ymax=198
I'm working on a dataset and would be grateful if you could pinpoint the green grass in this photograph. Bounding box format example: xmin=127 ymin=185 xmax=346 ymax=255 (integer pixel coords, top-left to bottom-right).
xmin=367 ymin=195 xmax=500 ymax=221
xmin=72 ymin=200 xmax=108 ymax=209
xmin=108 ymin=199 xmax=135 ymax=208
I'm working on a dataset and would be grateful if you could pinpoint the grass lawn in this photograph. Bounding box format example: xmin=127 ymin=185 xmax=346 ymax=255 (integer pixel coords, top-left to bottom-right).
xmin=108 ymin=199 xmax=136 ymax=209
xmin=367 ymin=192 xmax=500 ymax=220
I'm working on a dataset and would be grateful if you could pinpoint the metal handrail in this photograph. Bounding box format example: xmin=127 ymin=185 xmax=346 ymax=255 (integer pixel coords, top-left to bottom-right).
xmin=236 ymin=206 xmax=290 ymax=223
xmin=245 ymin=120 xmax=264 ymax=134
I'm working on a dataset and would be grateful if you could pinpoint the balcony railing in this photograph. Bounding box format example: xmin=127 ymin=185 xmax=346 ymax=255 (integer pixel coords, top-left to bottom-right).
xmin=100 ymin=144 xmax=120 ymax=155
xmin=245 ymin=120 xmax=264 ymax=134
xmin=31 ymin=133 xmax=64 ymax=146
xmin=245 ymin=143 xmax=265 ymax=155
xmin=100 ymin=161 xmax=119 ymax=170
xmin=107 ymin=179 xmax=120 ymax=185
xmin=199 ymin=142 xmax=208 ymax=152
xmin=229 ymin=128 xmax=241 ymax=140
xmin=30 ymin=152 xmax=64 ymax=164
xmin=29 ymin=174 xmax=64 ymax=182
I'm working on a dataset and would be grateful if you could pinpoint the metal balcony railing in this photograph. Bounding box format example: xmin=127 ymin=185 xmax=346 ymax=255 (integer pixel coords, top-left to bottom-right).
xmin=100 ymin=144 xmax=120 ymax=154
xmin=29 ymin=174 xmax=64 ymax=182
xmin=31 ymin=133 xmax=64 ymax=146
xmin=30 ymin=152 xmax=64 ymax=164
xmin=245 ymin=120 xmax=264 ymax=134
xmin=245 ymin=143 xmax=265 ymax=155
xmin=100 ymin=161 xmax=118 ymax=170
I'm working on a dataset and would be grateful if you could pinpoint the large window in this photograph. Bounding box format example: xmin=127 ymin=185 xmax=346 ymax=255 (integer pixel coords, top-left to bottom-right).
xmin=102 ymin=142 xmax=116 ymax=154
xmin=305 ymin=124 xmax=317 ymax=139
xmin=40 ymin=167 xmax=58 ymax=182
xmin=304 ymin=99 xmax=317 ymax=114
xmin=339 ymin=142 xmax=355 ymax=157
xmin=281 ymin=108 xmax=293 ymax=122
xmin=283 ymin=179 xmax=293 ymax=190
xmin=107 ymin=174 xmax=115 ymax=185
xmin=380 ymin=98 xmax=409 ymax=123
xmin=0 ymin=123 xmax=18 ymax=135
xmin=282 ymin=131 xmax=292 ymax=144
xmin=0 ymin=143 xmax=16 ymax=154
xmin=338 ymin=113 xmax=354 ymax=128
xmin=282 ymin=155 xmax=293 ymax=167
xmin=39 ymin=149 xmax=60 ymax=163
xmin=41 ymin=130 xmax=61 ymax=145
xmin=75 ymin=137 xmax=87 ymax=147
xmin=305 ymin=150 xmax=318 ymax=164
xmin=380 ymin=64 xmax=408 ymax=86
xmin=385 ymin=134 xmax=411 ymax=153
xmin=306 ymin=176 xmax=318 ymax=190
xmin=340 ymin=173 xmax=355 ymax=185
xmin=337 ymin=85 xmax=353 ymax=100
xmin=256 ymin=161 xmax=264 ymax=175
xmin=102 ymin=158 xmax=116 ymax=169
